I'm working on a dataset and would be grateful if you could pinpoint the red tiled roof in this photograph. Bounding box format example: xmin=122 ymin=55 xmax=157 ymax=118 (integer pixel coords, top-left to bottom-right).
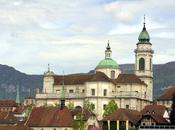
xmin=0 ymin=111 xmax=17 ymax=124
xmin=141 ymin=104 xmax=167 ymax=116
xmin=141 ymin=114 xmax=169 ymax=124
xmin=103 ymin=108 xmax=141 ymax=125
xmin=0 ymin=100 xmax=17 ymax=107
xmin=157 ymin=87 xmax=175 ymax=100
xmin=26 ymin=107 xmax=73 ymax=127
xmin=114 ymin=74 xmax=146 ymax=85
xmin=54 ymin=71 xmax=112 ymax=85
xmin=0 ymin=125 xmax=32 ymax=130
xmin=13 ymin=105 xmax=25 ymax=114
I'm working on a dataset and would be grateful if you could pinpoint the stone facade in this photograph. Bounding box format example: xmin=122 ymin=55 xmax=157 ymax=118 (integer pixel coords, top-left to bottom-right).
xmin=35 ymin=23 xmax=153 ymax=120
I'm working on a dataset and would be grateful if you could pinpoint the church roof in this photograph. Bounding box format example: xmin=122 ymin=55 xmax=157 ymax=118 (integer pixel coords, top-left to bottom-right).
xmin=54 ymin=71 xmax=112 ymax=85
xmin=157 ymin=86 xmax=175 ymax=100
xmin=96 ymin=58 xmax=119 ymax=69
xmin=114 ymin=74 xmax=146 ymax=85
xmin=54 ymin=72 xmax=145 ymax=86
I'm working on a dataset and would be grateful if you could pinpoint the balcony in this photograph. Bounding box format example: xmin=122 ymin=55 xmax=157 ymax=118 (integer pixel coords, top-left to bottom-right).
xmin=36 ymin=92 xmax=85 ymax=99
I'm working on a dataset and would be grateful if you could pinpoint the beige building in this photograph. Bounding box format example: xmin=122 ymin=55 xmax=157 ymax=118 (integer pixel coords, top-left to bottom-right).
xmin=35 ymin=21 xmax=154 ymax=120
xmin=157 ymin=86 xmax=175 ymax=110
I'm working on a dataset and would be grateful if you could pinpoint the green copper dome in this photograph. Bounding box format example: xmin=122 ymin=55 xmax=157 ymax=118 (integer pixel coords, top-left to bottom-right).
xmin=138 ymin=28 xmax=150 ymax=41
xmin=96 ymin=58 xmax=119 ymax=69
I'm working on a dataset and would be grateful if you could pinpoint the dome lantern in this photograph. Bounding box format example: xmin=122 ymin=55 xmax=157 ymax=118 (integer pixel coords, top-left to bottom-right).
xmin=96 ymin=41 xmax=119 ymax=69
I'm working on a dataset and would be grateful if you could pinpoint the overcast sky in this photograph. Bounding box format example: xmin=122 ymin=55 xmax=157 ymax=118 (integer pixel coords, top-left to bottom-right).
xmin=0 ymin=0 xmax=175 ymax=74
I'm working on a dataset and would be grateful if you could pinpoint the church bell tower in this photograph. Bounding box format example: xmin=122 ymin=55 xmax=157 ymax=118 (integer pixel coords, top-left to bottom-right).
xmin=135 ymin=16 xmax=154 ymax=101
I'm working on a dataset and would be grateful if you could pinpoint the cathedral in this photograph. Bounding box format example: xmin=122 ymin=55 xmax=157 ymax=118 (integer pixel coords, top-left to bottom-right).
xmin=35 ymin=20 xmax=154 ymax=120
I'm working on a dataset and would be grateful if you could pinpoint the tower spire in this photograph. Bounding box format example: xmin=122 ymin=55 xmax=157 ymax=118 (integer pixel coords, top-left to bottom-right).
xmin=60 ymin=71 xmax=65 ymax=110
xmin=16 ymin=85 xmax=20 ymax=104
xmin=143 ymin=14 xmax=146 ymax=29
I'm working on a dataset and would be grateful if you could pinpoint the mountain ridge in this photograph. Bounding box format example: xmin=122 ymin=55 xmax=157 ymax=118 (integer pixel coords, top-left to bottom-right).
xmin=0 ymin=62 xmax=175 ymax=101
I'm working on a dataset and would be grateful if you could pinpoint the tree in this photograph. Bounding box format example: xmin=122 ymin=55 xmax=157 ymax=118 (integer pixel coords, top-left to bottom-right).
xmin=67 ymin=101 xmax=74 ymax=110
xmin=83 ymin=99 xmax=95 ymax=112
xmin=25 ymin=104 xmax=34 ymax=118
xmin=103 ymin=99 xmax=118 ymax=117
xmin=73 ymin=113 xmax=86 ymax=130
xmin=170 ymin=93 xmax=175 ymax=125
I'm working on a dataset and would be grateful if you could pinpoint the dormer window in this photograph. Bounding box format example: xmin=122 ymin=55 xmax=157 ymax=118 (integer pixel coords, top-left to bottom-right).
xmin=146 ymin=111 xmax=150 ymax=114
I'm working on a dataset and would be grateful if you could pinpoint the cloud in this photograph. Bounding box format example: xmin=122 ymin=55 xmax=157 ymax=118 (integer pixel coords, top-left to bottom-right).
xmin=0 ymin=0 xmax=175 ymax=74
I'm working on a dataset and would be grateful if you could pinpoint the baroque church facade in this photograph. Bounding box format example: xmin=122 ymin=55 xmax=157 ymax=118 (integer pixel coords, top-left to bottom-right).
xmin=35 ymin=21 xmax=154 ymax=120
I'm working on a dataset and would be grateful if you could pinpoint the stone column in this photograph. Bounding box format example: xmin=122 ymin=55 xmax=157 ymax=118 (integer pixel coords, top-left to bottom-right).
xmin=117 ymin=120 xmax=119 ymax=130
xmin=126 ymin=120 xmax=129 ymax=130
xmin=107 ymin=120 xmax=110 ymax=130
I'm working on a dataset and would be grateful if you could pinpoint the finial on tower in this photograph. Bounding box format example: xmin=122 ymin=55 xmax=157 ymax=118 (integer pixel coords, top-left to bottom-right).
xmin=143 ymin=14 xmax=146 ymax=29
xmin=106 ymin=40 xmax=111 ymax=50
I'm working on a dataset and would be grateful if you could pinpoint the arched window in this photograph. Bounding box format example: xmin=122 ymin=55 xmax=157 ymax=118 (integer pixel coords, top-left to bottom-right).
xmin=139 ymin=58 xmax=145 ymax=70
xmin=150 ymin=59 xmax=152 ymax=70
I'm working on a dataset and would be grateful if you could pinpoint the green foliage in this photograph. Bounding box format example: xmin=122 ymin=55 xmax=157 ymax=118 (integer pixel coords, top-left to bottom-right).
xmin=103 ymin=100 xmax=118 ymax=117
xmin=54 ymin=102 xmax=61 ymax=108
xmin=83 ymin=99 xmax=95 ymax=112
xmin=25 ymin=104 xmax=34 ymax=118
xmin=67 ymin=102 xmax=74 ymax=110
xmin=73 ymin=113 xmax=86 ymax=130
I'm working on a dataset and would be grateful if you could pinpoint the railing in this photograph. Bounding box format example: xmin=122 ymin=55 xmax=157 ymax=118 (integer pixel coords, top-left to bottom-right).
xmin=36 ymin=93 xmax=85 ymax=99
xmin=110 ymin=91 xmax=147 ymax=99
xmin=139 ymin=125 xmax=175 ymax=130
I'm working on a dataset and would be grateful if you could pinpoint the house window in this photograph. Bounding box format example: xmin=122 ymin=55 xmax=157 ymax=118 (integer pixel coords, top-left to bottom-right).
xmin=126 ymin=105 xmax=129 ymax=109
xmin=111 ymin=71 xmax=115 ymax=79
xmin=69 ymin=89 xmax=74 ymax=93
xmin=103 ymin=104 xmax=106 ymax=110
xmin=144 ymin=92 xmax=146 ymax=98
xmin=91 ymin=89 xmax=95 ymax=96
xmin=103 ymin=89 xmax=107 ymax=96
xmin=56 ymin=90 xmax=60 ymax=93
xmin=139 ymin=58 xmax=145 ymax=70
xmin=82 ymin=89 xmax=85 ymax=93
